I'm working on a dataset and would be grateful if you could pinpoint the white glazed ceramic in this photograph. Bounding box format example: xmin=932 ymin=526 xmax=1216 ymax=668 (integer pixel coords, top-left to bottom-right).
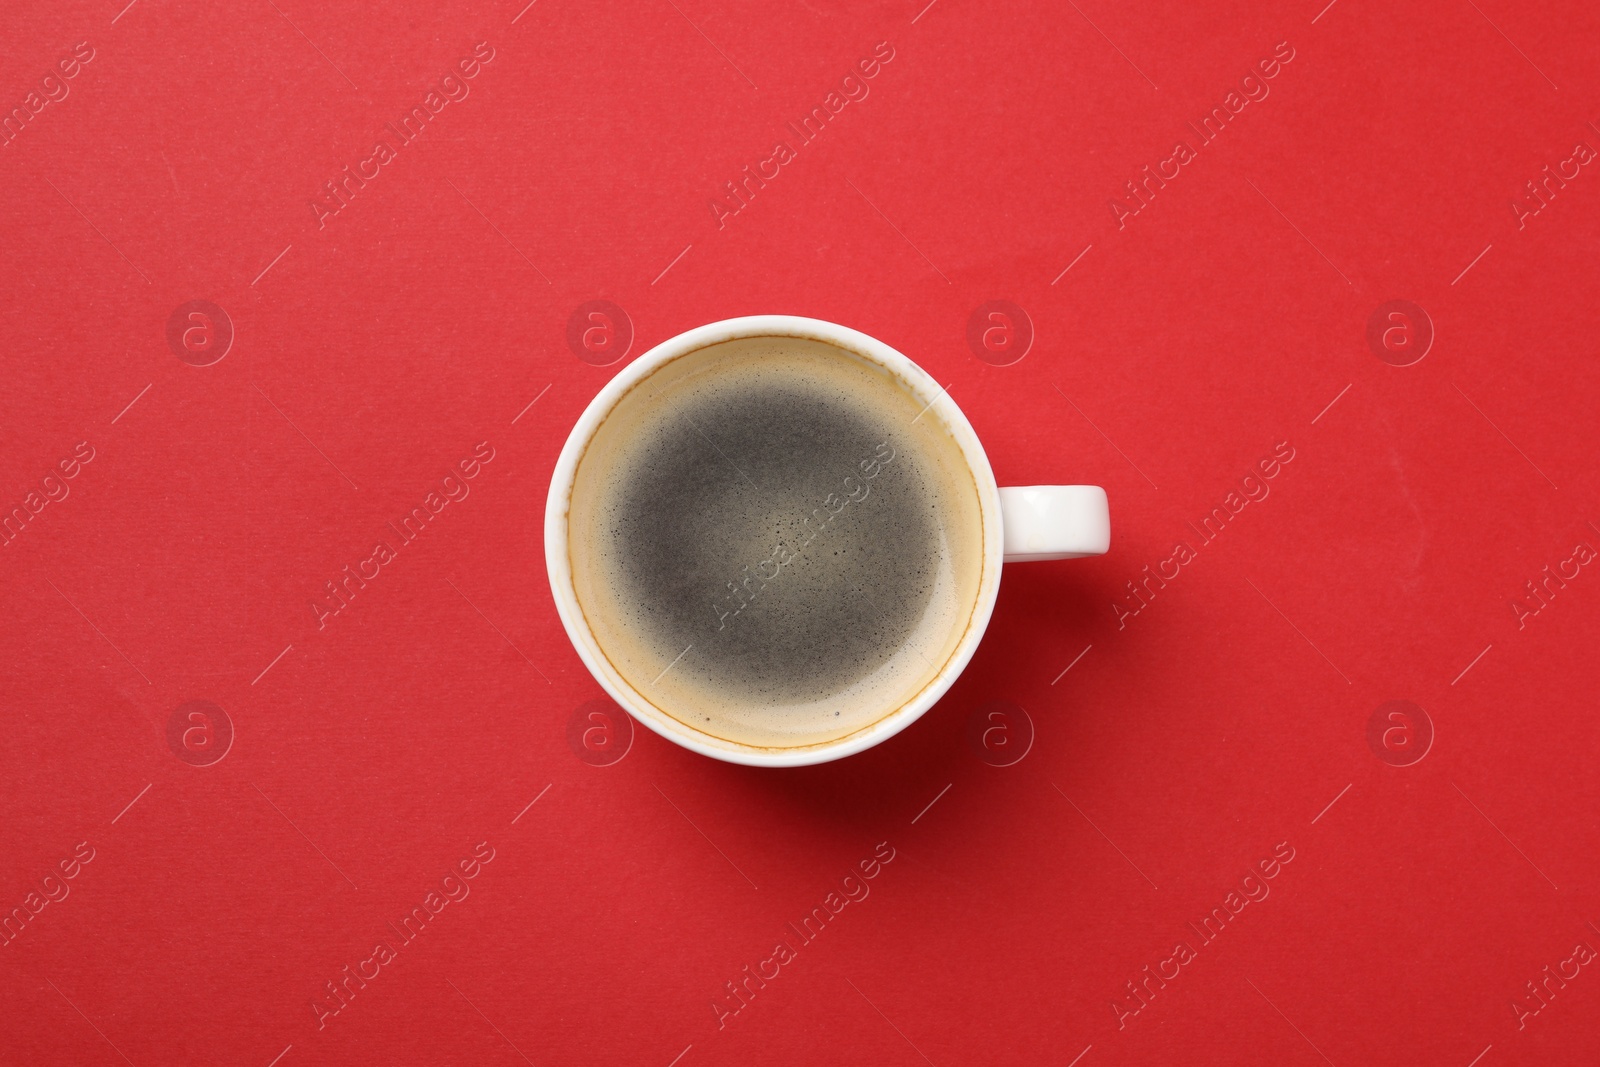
xmin=546 ymin=316 xmax=1110 ymax=767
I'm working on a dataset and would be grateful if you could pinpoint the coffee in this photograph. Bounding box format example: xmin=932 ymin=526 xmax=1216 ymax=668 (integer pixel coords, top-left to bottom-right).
xmin=565 ymin=335 xmax=985 ymax=749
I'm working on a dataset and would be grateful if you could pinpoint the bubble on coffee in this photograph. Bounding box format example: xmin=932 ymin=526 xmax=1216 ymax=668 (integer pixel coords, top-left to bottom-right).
xmin=566 ymin=336 xmax=985 ymax=750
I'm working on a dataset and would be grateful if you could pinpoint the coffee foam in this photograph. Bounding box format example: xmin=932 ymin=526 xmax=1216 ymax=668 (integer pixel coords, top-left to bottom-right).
xmin=567 ymin=335 xmax=984 ymax=749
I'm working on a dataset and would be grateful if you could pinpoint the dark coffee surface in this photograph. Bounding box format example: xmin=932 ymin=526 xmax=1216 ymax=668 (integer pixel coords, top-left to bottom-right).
xmin=604 ymin=376 xmax=939 ymax=704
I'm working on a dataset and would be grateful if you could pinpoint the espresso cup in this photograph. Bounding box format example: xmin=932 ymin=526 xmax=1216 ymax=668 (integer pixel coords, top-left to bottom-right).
xmin=545 ymin=315 xmax=1109 ymax=766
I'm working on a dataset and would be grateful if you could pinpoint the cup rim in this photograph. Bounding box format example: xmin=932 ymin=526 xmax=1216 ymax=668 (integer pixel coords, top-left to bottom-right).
xmin=544 ymin=315 xmax=1003 ymax=767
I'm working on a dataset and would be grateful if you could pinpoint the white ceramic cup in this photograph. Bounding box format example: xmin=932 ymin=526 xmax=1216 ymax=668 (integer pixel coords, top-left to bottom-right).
xmin=546 ymin=316 xmax=1110 ymax=767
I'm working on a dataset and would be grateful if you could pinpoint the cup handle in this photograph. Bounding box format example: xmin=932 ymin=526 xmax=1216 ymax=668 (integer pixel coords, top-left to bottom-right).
xmin=998 ymin=485 xmax=1110 ymax=562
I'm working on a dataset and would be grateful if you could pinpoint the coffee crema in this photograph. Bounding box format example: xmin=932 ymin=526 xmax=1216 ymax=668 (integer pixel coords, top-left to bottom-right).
xmin=566 ymin=335 xmax=985 ymax=749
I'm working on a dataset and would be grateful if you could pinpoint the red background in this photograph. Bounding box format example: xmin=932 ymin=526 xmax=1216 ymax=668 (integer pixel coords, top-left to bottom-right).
xmin=3 ymin=0 xmax=1599 ymax=1064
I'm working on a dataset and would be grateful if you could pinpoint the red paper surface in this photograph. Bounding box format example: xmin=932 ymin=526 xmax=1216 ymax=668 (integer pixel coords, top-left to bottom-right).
xmin=4 ymin=1 xmax=1600 ymax=1064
